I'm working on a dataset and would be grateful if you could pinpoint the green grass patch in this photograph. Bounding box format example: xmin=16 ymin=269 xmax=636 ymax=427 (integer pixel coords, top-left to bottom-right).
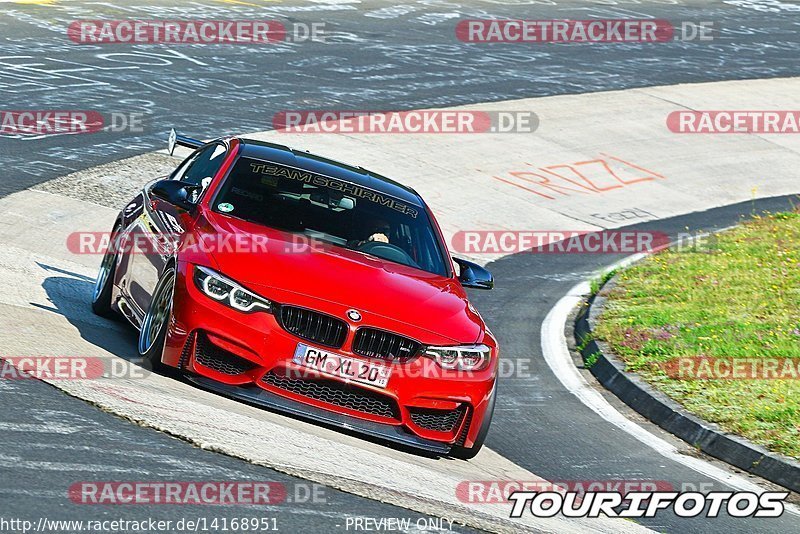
xmin=594 ymin=211 xmax=800 ymax=459
xmin=590 ymin=268 xmax=618 ymax=296
xmin=585 ymin=351 xmax=601 ymax=369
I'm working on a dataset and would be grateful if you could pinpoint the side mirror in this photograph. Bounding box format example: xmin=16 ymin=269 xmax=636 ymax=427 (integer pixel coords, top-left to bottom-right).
xmin=453 ymin=257 xmax=494 ymax=290
xmin=150 ymin=180 xmax=196 ymax=211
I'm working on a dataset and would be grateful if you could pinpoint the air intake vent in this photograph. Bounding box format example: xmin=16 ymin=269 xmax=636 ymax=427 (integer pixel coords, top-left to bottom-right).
xmin=194 ymin=333 xmax=256 ymax=376
xmin=455 ymin=408 xmax=473 ymax=446
xmin=278 ymin=305 xmax=348 ymax=348
xmin=409 ymin=405 xmax=467 ymax=433
xmin=262 ymin=372 xmax=398 ymax=419
xmin=353 ymin=328 xmax=421 ymax=362
xmin=178 ymin=332 xmax=195 ymax=370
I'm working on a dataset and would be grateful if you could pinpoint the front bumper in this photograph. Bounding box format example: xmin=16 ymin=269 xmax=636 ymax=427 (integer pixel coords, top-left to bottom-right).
xmin=185 ymin=376 xmax=452 ymax=454
xmin=162 ymin=262 xmax=497 ymax=451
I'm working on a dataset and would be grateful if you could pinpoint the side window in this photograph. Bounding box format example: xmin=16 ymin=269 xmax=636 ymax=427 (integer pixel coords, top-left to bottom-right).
xmin=169 ymin=153 xmax=195 ymax=182
xmin=171 ymin=143 xmax=228 ymax=186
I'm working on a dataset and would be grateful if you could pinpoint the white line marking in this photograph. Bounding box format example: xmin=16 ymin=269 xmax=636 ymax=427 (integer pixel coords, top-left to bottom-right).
xmin=0 ymin=422 xmax=87 ymax=434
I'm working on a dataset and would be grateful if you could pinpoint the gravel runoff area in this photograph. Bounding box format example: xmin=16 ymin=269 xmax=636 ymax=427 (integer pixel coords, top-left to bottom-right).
xmin=34 ymin=152 xmax=179 ymax=209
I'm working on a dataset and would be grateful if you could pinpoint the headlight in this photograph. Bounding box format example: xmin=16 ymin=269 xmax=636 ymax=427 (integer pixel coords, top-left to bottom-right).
xmin=425 ymin=344 xmax=491 ymax=371
xmin=193 ymin=265 xmax=272 ymax=313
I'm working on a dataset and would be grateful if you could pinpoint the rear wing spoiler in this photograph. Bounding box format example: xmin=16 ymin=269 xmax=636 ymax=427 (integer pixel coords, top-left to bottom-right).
xmin=168 ymin=128 xmax=203 ymax=155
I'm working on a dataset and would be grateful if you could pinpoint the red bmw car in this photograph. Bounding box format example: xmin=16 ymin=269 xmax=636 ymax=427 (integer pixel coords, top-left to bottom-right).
xmin=92 ymin=130 xmax=498 ymax=459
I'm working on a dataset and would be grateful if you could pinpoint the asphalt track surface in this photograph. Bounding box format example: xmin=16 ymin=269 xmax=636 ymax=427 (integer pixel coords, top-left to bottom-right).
xmin=2 ymin=0 xmax=800 ymax=533
xmin=2 ymin=0 xmax=800 ymax=195
xmin=0 ymin=375 xmax=481 ymax=533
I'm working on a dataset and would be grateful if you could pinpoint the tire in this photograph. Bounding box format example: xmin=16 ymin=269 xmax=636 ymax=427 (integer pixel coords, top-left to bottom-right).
xmin=451 ymin=386 xmax=497 ymax=460
xmin=91 ymin=228 xmax=120 ymax=318
xmin=138 ymin=265 xmax=176 ymax=372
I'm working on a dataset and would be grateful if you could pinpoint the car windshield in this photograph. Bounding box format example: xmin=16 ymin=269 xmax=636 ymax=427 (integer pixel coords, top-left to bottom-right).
xmin=212 ymin=156 xmax=449 ymax=277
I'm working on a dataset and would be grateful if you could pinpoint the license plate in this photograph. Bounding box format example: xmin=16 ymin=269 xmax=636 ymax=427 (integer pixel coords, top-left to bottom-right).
xmin=292 ymin=343 xmax=392 ymax=388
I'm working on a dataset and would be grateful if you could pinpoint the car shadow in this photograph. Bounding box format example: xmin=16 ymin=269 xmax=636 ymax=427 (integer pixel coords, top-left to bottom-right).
xmin=35 ymin=262 xmax=140 ymax=362
xmin=35 ymin=262 xmax=448 ymax=460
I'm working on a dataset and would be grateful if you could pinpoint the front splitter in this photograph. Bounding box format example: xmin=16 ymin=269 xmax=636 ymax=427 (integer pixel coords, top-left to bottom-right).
xmin=185 ymin=376 xmax=452 ymax=455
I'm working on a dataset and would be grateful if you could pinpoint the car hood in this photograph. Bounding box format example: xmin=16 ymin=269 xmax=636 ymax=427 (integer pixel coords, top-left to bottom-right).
xmin=191 ymin=212 xmax=484 ymax=344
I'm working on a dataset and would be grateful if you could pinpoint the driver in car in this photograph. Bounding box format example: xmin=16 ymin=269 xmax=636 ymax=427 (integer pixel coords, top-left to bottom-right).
xmin=361 ymin=218 xmax=391 ymax=245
